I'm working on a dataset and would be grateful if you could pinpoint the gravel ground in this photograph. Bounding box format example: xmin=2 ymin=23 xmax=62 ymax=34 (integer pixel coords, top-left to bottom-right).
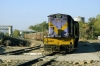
xmin=55 ymin=53 xmax=100 ymax=61
xmin=0 ymin=40 xmax=100 ymax=66
xmin=0 ymin=55 xmax=43 ymax=66
xmin=33 ymin=61 xmax=100 ymax=66
xmin=0 ymin=60 xmax=100 ymax=66
xmin=0 ymin=60 xmax=28 ymax=66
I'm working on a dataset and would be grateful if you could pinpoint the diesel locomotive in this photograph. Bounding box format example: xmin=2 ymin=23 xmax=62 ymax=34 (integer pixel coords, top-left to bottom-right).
xmin=43 ymin=13 xmax=79 ymax=52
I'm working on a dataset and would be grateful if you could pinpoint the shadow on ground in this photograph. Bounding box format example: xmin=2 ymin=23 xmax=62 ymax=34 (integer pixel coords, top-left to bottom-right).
xmin=74 ymin=41 xmax=100 ymax=54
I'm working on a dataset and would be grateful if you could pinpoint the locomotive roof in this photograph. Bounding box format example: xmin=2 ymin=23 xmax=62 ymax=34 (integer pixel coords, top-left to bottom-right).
xmin=47 ymin=13 xmax=71 ymax=17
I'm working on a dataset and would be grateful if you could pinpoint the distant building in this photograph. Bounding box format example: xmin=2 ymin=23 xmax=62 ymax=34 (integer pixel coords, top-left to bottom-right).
xmin=74 ymin=16 xmax=85 ymax=22
xmin=20 ymin=29 xmax=37 ymax=34
xmin=19 ymin=29 xmax=37 ymax=38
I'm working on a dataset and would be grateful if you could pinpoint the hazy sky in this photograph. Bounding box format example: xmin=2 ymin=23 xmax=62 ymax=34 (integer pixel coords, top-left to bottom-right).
xmin=0 ymin=0 xmax=100 ymax=30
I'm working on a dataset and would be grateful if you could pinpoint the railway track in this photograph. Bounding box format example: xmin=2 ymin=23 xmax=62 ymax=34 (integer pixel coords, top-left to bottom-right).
xmin=17 ymin=52 xmax=60 ymax=66
xmin=17 ymin=42 xmax=100 ymax=66
xmin=0 ymin=45 xmax=42 ymax=55
xmin=0 ymin=41 xmax=100 ymax=66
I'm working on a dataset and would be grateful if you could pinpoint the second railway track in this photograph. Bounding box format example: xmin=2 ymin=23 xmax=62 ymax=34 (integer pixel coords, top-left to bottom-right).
xmin=17 ymin=42 xmax=100 ymax=66
xmin=0 ymin=45 xmax=42 ymax=55
xmin=17 ymin=52 xmax=62 ymax=66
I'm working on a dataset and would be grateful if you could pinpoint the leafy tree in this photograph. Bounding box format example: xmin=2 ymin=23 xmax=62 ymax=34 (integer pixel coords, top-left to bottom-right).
xmin=5 ymin=32 xmax=9 ymax=36
xmin=78 ymin=21 xmax=90 ymax=39
xmin=28 ymin=21 xmax=48 ymax=32
xmin=84 ymin=23 xmax=90 ymax=39
xmin=88 ymin=17 xmax=96 ymax=27
xmin=78 ymin=21 xmax=84 ymax=39
xmin=93 ymin=14 xmax=100 ymax=37
xmin=87 ymin=14 xmax=100 ymax=39
xmin=96 ymin=14 xmax=100 ymax=20
xmin=29 ymin=25 xmax=34 ymax=29
xmin=86 ymin=17 xmax=96 ymax=39
xmin=12 ymin=29 xmax=20 ymax=38
xmin=93 ymin=20 xmax=100 ymax=36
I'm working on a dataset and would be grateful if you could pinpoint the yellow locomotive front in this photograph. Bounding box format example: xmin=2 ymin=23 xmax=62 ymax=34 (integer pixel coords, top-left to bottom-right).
xmin=43 ymin=13 xmax=79 ymax=52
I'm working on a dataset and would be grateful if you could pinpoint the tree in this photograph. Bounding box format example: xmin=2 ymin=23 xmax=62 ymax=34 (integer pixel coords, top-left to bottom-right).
xmin=29 ymin=25 xmax=34 ymax=29
xmin=87 ymin=14 xmax=100 ymax=39
xmin=96 ymin=14 xmax=100 ymax=20
xmin=78 ymin=21 xmax=84 ymax=39
xmin=93 ymin=20 xmax=100 ymax=36
xmin=78 ymin=21 xmax=90 ymax=39
xmin=28 ymin=21 xmax=48 ymax=32
xmin=88 ymin=17 xmax=96 ymax=26
xmin=93 ymin=14 xmax=100 ymax=37
xmin=40 ymin=21 xmax=48 ymax=31
xmin=87 ymin=17 xmax=96 ymax=39
xmin=13 ymin=29 xmax=20 ymax=38
xmin=5 ymin=32 xmax=9 ymax=36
